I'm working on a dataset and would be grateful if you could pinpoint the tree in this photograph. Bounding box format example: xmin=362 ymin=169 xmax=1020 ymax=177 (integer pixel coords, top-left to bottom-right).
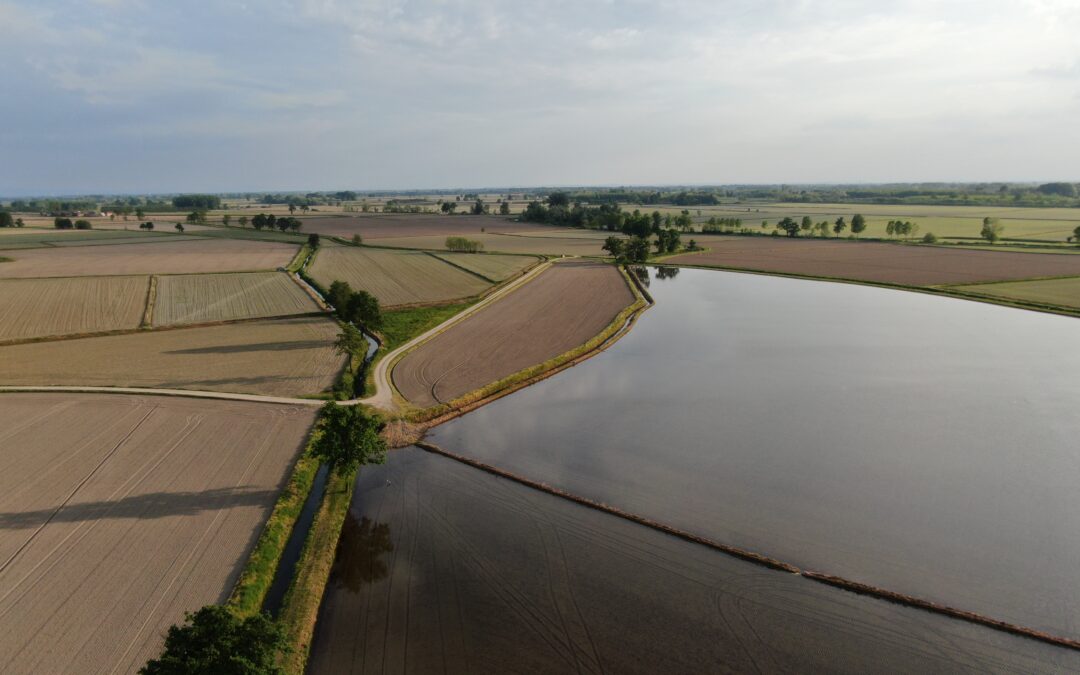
xmin=139 ymin=605 xmax=285 ymax=675
xmin=980 ymin=217 xmax=1004 ymax=243
xmin=1036 ymin=182 xmax=1077 ymax=197
xmin=175 ymin=223 xmax=185 ymax=233
xmin=833 ymin=217 xmax=847 ymax=237
xmin=54 ymin=217 xmax=74 ymax=229
xmin=625 ymin=236 xmax=651 ymax=263
xmin=850 ymin=214 xmax=867 ymax=238
xmin=0 ymin=211 xmax=13 ymax=228
xmin=140 ymin=221 xmax=155 ymax=230
xmin=334 ymin=323 xmax=366 ymax=356
xmin=308 ymin=233 xmax=320 ymax=248
xmin=346 ymin=290 xmax=381 ymax=330
xmin=922 ymin=232 xmax=938 ymax=244
xmin=471 ymin=199 xmax=486 ymax=215
xmin=499 ymin=201 xmax=510 ymax=215
xmin=310 ymin=402 xmax=387 ymax=475
xmin=800 ymin=215 xmax=813 ymax=234
xmin=776 ymin=217 xmax=800 ymax=237
xmin=238 ymin=216 xmax=248 ymax=228
xmin=15 ymin=217 xmax=24 ymax=227
xmin=440 ymin=201 xmax=457 ymax=214
xmin=135 ymin=208 xmax=145 ymax=220
xmin=445 ymin=236 xmax=482 ymax=252
xmin=171 ymin=195 xmax=221 ymax=210
xmin=327 ymin=280 xmax=353 ymax=312
xmin=288 ymin=203 xmax=296 ymax=215
xmin=602 ymin=236 xmax=625 ymax=260
xmin=222 ymin=214 xmax=231 ymax=227
xmin=548 ymin=192 xmax=570 ymax=208
xmin=1071 ymin=225 xmax=1080 ymax=246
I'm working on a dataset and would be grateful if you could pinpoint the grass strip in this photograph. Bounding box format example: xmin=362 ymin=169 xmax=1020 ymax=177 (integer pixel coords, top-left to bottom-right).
xmin=276 ymin=465 xmax=357 ymax=674
xmin=228 ymin=445 xmax=322 ymax=616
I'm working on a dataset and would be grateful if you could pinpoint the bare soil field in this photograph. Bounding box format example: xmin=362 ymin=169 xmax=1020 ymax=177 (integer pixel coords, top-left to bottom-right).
xmin=375 ymin=232 xmax=611 ymax=256
xmin=0 ymin=393 xmax=316 ymax=674
xmin=432 ymin=252 xmax=538 ymax=281
xmin=0 ymin=229 xmax=177 ymax=250
xmin=666 ymin=238 xmax=1080 ymax=285
xmin=0 ymin=276 xmax=148 ymax=342
xmin=393 ymin=262 xmax=634 ymax=407
xmin=152 ymin=272 xmax=320 ymax=327
xmin=0 ymin=316 xmax=345 ymax=397
xmin=0 ymin=238 xmax=299 ymax=278
xmin=301 ymin=214 xmax=542 ymax=239
xmin=307 ymin=247 xmax=490 ymax=307
xmin=953 ymin=277 xmax=1080 ymax=310
xmin=308 ymin=448 xmax=1080 ymax=674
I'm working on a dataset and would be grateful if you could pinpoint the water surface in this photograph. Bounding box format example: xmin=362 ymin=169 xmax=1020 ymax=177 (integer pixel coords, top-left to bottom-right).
xmin=430 ymin=267 xmax=1080 ymax=636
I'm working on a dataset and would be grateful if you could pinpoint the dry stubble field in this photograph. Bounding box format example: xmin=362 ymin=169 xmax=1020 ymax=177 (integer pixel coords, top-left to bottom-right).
xmin=952 ymin=276 xmax=1080 ymax=310
xmin=666 ymin=238 xmax=1080 ymax=285
xmin=393 ymin=262 xmax=634 ymax=407
xmin=431 ymin=252 xmax=538 ymax=281
xmin=152 ymin=272 xmax=320 ymax=326
xmin=0 ymin=238 xmax=298 ymax=278
xmin=0 ymin=276 xmax=148 ymax=342
xmin=307 ymin=247 xmax=491 ymax=306
xmin=301 ymin=214 xmax=541 ymax=239
xmin=0 ymin=393 xmax=316 ymax=674
xmin=0 ymin=315 xmax=345 ymax=397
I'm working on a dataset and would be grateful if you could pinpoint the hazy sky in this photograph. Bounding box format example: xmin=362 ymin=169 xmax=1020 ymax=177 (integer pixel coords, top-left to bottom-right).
xmin=1 ymin=1 xmax=1078 ymax=194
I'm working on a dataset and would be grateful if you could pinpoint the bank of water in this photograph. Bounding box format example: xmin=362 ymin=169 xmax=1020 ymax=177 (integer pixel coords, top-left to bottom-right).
xmin=428 ymin=267 xmax=1080 ymax=638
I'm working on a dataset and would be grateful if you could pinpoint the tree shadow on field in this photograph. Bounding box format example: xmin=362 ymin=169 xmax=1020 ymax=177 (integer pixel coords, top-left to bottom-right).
xmin=164 ymin=340 xmax=330 ymax=355
xmin=331 ymin=514 xmax=393 ymax=593
xmin=0 ymin=486 xmax=276 ymax=530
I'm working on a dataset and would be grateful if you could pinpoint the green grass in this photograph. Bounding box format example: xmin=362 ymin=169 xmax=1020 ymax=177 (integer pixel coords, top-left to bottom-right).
xmin=364 ymin=301 xmax=475 ymax=396
xmin=951 ymin=276 xmax=1080 ymax=310
xmin=228 ymin=443 xmax=321 ymax=617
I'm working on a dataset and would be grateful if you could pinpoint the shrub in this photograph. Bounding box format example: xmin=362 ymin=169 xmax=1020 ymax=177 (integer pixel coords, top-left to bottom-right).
xmin=922 ymin=232 xmax=938 ymax=244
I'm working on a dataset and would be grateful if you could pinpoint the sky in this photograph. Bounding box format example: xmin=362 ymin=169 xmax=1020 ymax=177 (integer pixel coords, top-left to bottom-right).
xmin=1 ymin=0 xmax=1078 ymax=195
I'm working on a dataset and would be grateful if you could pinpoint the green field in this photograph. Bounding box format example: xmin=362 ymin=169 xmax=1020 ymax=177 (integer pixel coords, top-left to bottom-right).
xmin=952 ymin=277 xmax=1080 ymax=310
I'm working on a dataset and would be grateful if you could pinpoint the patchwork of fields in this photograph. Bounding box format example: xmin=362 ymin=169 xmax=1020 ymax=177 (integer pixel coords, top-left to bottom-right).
xmin=0 ymin=238 xmax=298 ymax=278
xmin=0 ymin=276 xmax=147 ymax=342
xmin=301 ymin=214 xmax=541 ymax=239
xmin=307 ymin=247 xmax=491 ymax=306
xmin=393 ymin=262 xmax=634 ymax=407
xmin=666 ymin=238 xmax=1080 ymax=285
xmin=0 ymin=393 xmax=316 ymax=674
xmin=375 ymin=232 xmax=612 ymax=256
xmin=0 ymin=316 xmax=345 ymax=397
xmin=152 ymin=272 xmax=320 ymax=326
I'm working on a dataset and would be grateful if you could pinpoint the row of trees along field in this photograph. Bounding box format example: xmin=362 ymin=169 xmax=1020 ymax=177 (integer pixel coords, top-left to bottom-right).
xmin=521 ymin=193 xmax=695 ymax=233
xmin=0 ymin=212 xmax=24 ymax=227
xmin=601 ymin=229 xmax=695 ymax=263
xmin=439 ymin=198 xmax=513 ymax=216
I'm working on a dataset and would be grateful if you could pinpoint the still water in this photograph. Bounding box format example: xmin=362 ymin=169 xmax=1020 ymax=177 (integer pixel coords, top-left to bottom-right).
xmin=430 ymin=267 xmax=1080 ymax=637
xmin=309 ymin=448 xmax=1078 ymax=673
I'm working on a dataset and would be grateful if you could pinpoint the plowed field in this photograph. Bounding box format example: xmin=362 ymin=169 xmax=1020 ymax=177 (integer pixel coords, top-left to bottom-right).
xmin=393 ymin=262 xmax=634 ymax=407
xmin=302 ymin=214 xmax=541 ymax=239
xmin=0 ymin=393 xmax=315 ymax=674
xmin=0 ymin=276 xmax=147 ymax=342
xmin=0 ymin=239 xmax=298 ymax=278
xmin=432 ymin=252 xmax=538 ymax=281
xmin=666 ymin=238 xmax=1080 ymax=285
xmin=0 ymin=316 xmax=345 ymax=397
xmin=152 ymin=272 xmax=320 ymax=326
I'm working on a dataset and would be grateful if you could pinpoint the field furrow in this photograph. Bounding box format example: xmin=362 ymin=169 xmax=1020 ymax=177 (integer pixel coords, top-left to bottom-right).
xmin=0 ymin=276 xmax=147 ymax=342
xmin=152 ymin=272 xmax=321 ymax=326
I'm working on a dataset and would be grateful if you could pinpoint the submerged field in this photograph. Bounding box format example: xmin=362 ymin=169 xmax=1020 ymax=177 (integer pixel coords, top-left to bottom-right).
xmin=0 ymin=276 xmax=147 ymax=342
xmin=307 ymin=247 xmax=491 ymax=306
xmin=308 ymin=448 xmax=1079 ymax=674
xmin=393 ymin=262 xmax=634 ymax=407
xmin=952 ymin=276 xmax=1080 ymax=310
xmin=152 ymin=272 xmax=320 ymax=326
xmin=0 ymin=393 xmax=316 ymax=674
xmin=666 ymin=238 xmax=1080 ymax=285
xmin=0 ymin=238 xmax=298 ymax=278
xmin=0 ymin=315 xmax=345 ymax=397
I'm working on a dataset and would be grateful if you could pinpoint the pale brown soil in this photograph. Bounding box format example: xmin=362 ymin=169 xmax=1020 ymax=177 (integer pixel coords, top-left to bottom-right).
xmin=0 ymin=276 xmax=147 ymax=341
xmin=152 ymin=272 xmax=320 ymax=326
xmin=665 ymin=238 xmax=1080 ymax=285
xmin=0 ymin=238 xmax=298 ymax=278
xmin=307 ymin=247 xmax=491 ymax=307
xmin=0 ymin=393 xmax=316 ymax=674
xmin=0 ymin=316 xmax=346 ymax=397
xmin=393 ymin=262 xmax=634 ymax=407
xmin=375 ymin=232 xmax=610 ymax=256
xmin=301 ymin=214 xmax=544 ymax=239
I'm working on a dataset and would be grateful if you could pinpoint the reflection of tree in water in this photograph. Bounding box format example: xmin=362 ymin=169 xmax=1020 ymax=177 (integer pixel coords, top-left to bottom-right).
xmin=628 ymin=265 xmax=650 ymax=286
xmin=655 ymin=266 xmax=680 ymax=280
xmin=333 ymin=514 xmax=393 ymax=592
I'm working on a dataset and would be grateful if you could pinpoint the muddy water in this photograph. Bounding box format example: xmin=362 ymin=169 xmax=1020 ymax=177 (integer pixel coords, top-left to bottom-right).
xmin=309 ymin=449 xmax=1079 ymax=673
xmin=429 ymin=267 xmax=1080 ymax=638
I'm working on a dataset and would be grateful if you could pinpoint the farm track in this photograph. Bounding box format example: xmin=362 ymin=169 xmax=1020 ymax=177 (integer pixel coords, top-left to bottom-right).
xmin=0 ymin=393 xmax=317 ymax=674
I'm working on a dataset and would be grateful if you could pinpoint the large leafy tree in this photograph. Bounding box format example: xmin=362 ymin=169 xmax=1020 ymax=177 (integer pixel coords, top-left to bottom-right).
xmin=311 ymin=403 xmax=387 ymax=475
xmin=139 ymin=605 xmax=285 ymax=675
xmin=850 ymin=213 xmax=867 ymax=238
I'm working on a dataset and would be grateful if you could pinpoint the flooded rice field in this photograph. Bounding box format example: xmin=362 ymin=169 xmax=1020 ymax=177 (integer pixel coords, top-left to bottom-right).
xmin=428 ymin=267 xmax=1080 ymax=639
xmin=309 ymin=449 xmax=1079 ymax=674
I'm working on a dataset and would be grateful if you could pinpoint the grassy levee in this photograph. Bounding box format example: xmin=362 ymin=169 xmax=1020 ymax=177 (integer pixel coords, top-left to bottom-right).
xmin=227 ymin=448 xmax=321 ymax=616
xmin=276 ymin=465 xmax=358 ymax=674
xmin=412 ymin=264 xmax=650 ymax=424
xmin=287 ymin=243 xmax=313 ymax=273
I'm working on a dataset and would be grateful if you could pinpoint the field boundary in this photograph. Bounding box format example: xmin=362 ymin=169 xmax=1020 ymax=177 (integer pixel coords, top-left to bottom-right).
xmin=413 ymin=263 xmax=651 ymax=425
xmin=141 ymin=275 xmax=158 ymax=327
xmin=415 ymin=441 xmax=1080 ymax=653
